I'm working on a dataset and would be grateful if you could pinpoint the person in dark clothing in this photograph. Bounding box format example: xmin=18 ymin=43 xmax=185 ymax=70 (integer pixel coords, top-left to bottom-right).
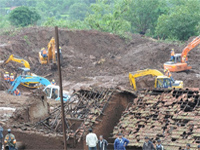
xmin=98 ymin=135 xmax=108 ymax=150
xmin=198 ymin=145 xmax=200 ymax=150
xmin=143 ymin=136 xmax=155 ymax=150
xmin=0 ymin=125 xmax=3 ymax=150
xmin=114 ymin=133 xmax=129 ymax=150
xmin=184 ymin=143 xmax=190 ymax=150
xmin=156 ymin=139 xmax=163 ymax=150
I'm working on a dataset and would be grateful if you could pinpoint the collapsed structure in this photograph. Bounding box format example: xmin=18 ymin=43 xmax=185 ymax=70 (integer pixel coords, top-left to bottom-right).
xmin=112 ymin=89 xmax=200 ymax=150
xmin=36 ymin=88 xmax=114 ymax=147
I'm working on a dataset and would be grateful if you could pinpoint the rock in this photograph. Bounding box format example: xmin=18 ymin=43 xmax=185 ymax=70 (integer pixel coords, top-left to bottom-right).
xmin=90 ymin=55 xmax=96 ymax=60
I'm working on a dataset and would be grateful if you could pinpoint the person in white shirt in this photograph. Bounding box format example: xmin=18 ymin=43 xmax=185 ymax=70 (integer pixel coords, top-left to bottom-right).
xmin=86 ymin=128 xmax=98 ymax=150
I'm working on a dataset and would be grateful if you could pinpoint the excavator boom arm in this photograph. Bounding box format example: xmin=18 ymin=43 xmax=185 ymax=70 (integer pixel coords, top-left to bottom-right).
xmin=181 ymin=35 xmax=200 ymax=58
xmin=47 ymin=37 xmax=56 ymax=63
xmin=129 ymin=69 xmax=164 ymax=91
xmin=4 ymin=54 xmax=30 ymax=69
xmin=8 ymin=75 xmax=51 ymax=93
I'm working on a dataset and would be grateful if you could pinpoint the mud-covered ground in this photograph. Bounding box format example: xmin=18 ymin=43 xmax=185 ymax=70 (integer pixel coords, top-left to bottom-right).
xmin=0 ymin=27 xmax=200 ymax=149
xmin=0 ymin=27 xmax=200 ymax=92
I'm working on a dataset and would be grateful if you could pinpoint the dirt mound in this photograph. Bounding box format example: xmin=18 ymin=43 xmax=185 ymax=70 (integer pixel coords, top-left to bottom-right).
xmin=0 ymin=27 xmax=200 ymax=90
xmin=11 ymin=90 xmax=49 ymax=123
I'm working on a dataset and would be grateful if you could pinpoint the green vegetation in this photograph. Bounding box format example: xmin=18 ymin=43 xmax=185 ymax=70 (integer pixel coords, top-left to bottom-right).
xmin=9 ymin=6 xmax=40 ymax=27
xmin=0 ymin=0 xmax=200 ymax=40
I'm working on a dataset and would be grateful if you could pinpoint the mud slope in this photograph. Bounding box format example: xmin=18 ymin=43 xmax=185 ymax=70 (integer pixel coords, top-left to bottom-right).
xmin=0 ymin=27 xmax=200 ymax=89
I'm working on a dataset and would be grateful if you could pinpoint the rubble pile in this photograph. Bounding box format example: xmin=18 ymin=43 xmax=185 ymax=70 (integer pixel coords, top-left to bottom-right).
xmin=12 ymin=90 xmax=49 ymax=123
xmin=112 ymin=89 xmax=200 ymax=150
xmin=36 ymin=88 xmax=114 ymax=147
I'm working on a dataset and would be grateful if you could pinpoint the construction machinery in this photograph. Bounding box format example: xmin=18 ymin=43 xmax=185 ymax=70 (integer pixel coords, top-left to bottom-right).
xmin=129 ymin=69 xmax=183 ymax=91
xmin=39 ymin=37 xmax=63 ymax=69
xmin=0 ymin=55 xmax=41 ymax=88
xmin=43 ymin=85 xmax=70 ymax=101
xmin=164 ymin=35 xmax=200 ymax=72
xmin=18 ymin=67 xmax=40 ymax=88
xmin=8 ymin=75 xmax=70 ymax=101
xmin=2 ymin=54 xmax=30 ymax=69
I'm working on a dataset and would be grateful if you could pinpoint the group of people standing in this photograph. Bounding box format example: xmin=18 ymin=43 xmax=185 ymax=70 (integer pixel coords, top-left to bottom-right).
xmin=86 ymin=128 xmax=108 ymax=150
xmin=86 ymin=129 xmax=130 ymax=150
xmin=86 ymin=129 xmax=163 ymax=150
xmin=3 ymin=72 xmax=20 ymax=96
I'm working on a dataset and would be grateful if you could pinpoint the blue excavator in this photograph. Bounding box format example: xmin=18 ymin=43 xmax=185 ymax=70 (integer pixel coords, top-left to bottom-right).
xmin=8 ymin=75 xmax=70 ymax=101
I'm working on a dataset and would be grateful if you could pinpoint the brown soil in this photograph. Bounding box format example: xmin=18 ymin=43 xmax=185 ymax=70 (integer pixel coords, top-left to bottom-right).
xmin=83 ymin=91 xmax=137 ymax=150
xmin=0 ymin=27 xmax=200 ymax=149
xmin=0 ymin=27 xmax=200 ymax=92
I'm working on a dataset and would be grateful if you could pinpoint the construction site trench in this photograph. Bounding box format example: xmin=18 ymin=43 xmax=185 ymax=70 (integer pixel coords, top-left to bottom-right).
xmin=1 ymin=27 xmax=200 ymax=150
xmin=1 ymin=89 xmax=137 ymax=150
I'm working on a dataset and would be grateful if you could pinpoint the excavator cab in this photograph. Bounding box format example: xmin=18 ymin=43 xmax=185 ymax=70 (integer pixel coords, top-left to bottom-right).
xmin=156 ymin=76 xmax=183 ymax=89
xmin=17 ymin=68 xmax=39 ymax=88
xmin=18 ymin=67 xmax=31 ymax=76
xmin=164 ymin=35 xmax=200 ymax=72
xmin=156 ymin=76 xmax=172 ymax=88
xmin=164 ymin=53 xmax=190 ymax=72
xmin=43 ymin=85 xmax=70 ymax=101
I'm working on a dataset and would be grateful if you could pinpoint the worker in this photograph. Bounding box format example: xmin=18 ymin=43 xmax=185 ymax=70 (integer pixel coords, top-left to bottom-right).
xmin=41 ymin=48 xmax=47 ymax=59
xmin=4 ymin=72 xmax=10 ymax=82
xmin=4 ymin=129 xmax=17 ymax=150
xmin=86 ymin=128 xmax=98 ymax=150
xmin=156 ymin=139 xmax=164 ymax=150
xmin=98 ymin=135 xmax=108 ymax=150
xmin=185 ymin=143 xmax=190 ymax=150
xmin=55 ymin=46 xmax=62 ymax=61
xmin=114 ymin=133 xmax=129 ymax=150
xmin=59 ymin=46 xmax=62 ymax=53
xmin=164 ymin=68 xmax=175 ymax=82
xmin=170 ymin=49 xmax=175 ymax=61
xmin=51 ymin=79 xmax=56 ymax=85
xmin=10 ymin=73 xmax=15 ymax=85
xmin=14 ymin=89 xmax=21 ymax=96
xmin=142 ymin=136 xmax=155 ymax=150
xmin=0 ymin=124 xmax=3 ymax=150
xmin=55 ymin=46 xmax=62 ymax=54
xmin=182 ymin=55 xmax=188 ymax=64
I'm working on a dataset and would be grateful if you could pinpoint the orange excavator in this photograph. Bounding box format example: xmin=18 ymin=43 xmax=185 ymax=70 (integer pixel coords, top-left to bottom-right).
xmin=164 ymin=35 xmax=200 ymax=72
xmin=39 ymin=37 xmax=63 ymax=69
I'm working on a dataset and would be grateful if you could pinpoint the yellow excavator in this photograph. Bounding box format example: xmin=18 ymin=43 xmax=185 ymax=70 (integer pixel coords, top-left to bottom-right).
xmin=129 ymin=69 xmax=183 ymax=91
xmin=39 ymin=37 xmax=63 ymax=69
xmin=1 ymin=55 xmax=39 ymax=88
xmin=3 ymin=54 xmax=30 ymax=68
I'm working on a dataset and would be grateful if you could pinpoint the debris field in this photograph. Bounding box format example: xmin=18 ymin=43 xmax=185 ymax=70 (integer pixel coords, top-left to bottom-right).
xmin=112 ymin=89 xmax=200 ymax=150
xmin=0 ymin=27 xmax=200 ymax=149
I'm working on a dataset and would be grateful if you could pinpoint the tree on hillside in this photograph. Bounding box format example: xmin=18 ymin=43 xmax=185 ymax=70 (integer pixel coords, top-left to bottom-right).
xmin=123 ymin=0 xmax=167 ymax=35
xmin=9 ymin=6 xmax=41 ymax=27
xmin=85 ymin=0 xmax=131 ymax=36
xmin=155 ymin=1 xmax=200 ymax=40
xmin=69 ymin=3 xmax=89 ymax=21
